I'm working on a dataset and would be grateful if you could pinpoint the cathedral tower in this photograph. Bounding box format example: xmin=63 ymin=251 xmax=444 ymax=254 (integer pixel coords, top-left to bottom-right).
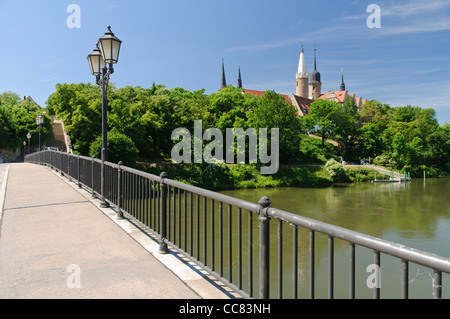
xmin=296 ymin=44 xmax=308 ymax=98
xmin=308 ymin=46 xmax=322 ymax=100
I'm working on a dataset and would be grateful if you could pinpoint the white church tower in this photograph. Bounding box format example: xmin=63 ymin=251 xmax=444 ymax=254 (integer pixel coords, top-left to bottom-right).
xmin=295 ymin=44 xmax=309 ymax=98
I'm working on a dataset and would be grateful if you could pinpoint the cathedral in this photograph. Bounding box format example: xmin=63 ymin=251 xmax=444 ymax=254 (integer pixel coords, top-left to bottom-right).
xmin=220 ymin=44 xmax=366 ymax=116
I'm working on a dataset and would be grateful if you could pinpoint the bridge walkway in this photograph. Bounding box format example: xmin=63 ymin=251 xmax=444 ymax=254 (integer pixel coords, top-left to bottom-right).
xmin=0 ymin=163 xmax=233 ymax=299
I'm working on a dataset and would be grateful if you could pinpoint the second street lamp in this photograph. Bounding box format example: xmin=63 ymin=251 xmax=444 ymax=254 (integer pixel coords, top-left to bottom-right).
xmin=27 ymin=132 xmax=31 ymax=155
xmin=36 ymin=114 xmax=44 ymax=151
xmin=87 ymin=25 xmax=122 ymax=208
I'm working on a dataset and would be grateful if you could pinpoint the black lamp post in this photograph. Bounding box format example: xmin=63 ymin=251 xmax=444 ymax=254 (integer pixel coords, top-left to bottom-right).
xmin=35 ymin=115 xmax=44 ymax=151
xmin=87 ymin=25 xmax=122 ymax=208
xmin=27 ymin=132 xmax=31 ymax=154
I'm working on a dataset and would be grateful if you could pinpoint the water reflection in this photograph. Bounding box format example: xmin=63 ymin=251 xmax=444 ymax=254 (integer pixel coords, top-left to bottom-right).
xmin=220 ymin=178 xmax=450 ymax=298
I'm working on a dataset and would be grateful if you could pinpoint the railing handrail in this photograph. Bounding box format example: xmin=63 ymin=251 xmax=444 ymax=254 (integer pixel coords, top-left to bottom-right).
xmin=269 ymin=207 xmax=450 ymax=274
xmin=165 ymin=178 xmax=259 ymax=213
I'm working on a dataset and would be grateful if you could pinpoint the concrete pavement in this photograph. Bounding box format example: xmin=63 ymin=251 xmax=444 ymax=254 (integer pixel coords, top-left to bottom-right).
xmin=0 ymin=163 xmax=235 ymax=299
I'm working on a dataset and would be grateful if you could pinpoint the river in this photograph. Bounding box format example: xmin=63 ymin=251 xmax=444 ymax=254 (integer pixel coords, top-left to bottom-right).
xmin=220 ymin=177 xmax=450 ymax=299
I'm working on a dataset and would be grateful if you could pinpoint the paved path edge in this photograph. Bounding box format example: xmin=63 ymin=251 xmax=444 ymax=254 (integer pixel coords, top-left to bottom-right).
xmin=45 ymin=165 xmax=242 ymax=299
xmin=0 ymin=164 xmax=10 ymax=236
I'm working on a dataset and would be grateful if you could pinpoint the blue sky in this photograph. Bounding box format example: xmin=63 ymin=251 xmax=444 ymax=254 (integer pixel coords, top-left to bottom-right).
xmin=1 ymin=0 xmax=449 ymax=124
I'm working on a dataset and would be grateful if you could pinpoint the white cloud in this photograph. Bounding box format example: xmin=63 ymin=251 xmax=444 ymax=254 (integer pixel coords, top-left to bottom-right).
xmin=381 ymin=0 xmax=450 ymax=17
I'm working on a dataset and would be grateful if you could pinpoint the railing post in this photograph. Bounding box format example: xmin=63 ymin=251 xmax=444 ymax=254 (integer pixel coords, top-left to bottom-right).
xmin=67 ymin=153 xmax=70 ymax=181
xmin=100 ymin=148 xmax=109 ymax=208
xmin=91 ymin=155 xmax=96 ymax=198
xmin=117 ymin=161 xmax=124 ymax=219
xmin=77 ymin=153 xmax=81 ymax=188
xmin=434 ymin=270 xmax=442 ymax=299
xmin=258 ymin=196 xmax=271 ymax=299
xmin=159 ymin=172 xmax=169 ymax=254
xmin=60 ymin=152 xmax=64 ymax=176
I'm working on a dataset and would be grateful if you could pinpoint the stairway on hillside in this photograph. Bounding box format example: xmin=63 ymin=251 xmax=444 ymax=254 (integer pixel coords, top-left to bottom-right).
xmin=46 ymin=116 xmax=67 ymax=152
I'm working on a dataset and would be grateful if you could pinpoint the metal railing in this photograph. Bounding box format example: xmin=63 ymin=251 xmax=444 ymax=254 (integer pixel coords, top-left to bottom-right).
xmin=25 ymin=150 xmax=450 ymax=299
xmin=367 ymin=164 xmax=410 ymax=181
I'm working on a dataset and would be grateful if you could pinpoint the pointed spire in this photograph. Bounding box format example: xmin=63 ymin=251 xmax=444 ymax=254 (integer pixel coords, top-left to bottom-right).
xmin=340 ymin=68 xmax=346 ymax=91
xmin=313 ymin=44 xmax=317 ymax=71
xmin=220 ymin=58 xmax=227 ymax=91
xmin=310 ymin=43 xmax=321 ymax=83
xmin=237 ymin=65 xmax=242 ymax=88
xmin=297 ymin=42 xmax=308 ymax=77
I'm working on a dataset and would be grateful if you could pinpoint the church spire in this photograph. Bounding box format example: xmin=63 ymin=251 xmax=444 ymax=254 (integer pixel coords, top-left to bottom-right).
xmin=297 ymin=43 xmax=308 ymax=76
xmin=340 ymin=69 xmax=346 ymax=91
xmin=296 ymin=43 xmax=309 ymax=98
xmin=220 ymin=58 xmax=227 ymax=90
xmin=237 ymin=65 xmax=242 ymax=88
xmin=310 ymin=44 xmax=321 ymax=83
xmin=308 ymin=43 xmax=322 ymax=100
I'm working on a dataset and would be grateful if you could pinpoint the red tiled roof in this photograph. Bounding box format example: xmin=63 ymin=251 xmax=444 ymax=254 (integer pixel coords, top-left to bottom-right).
xmin=319 ymin=90 xmax=347 ymax=103
xmin=291 ymin=95 xmax=313 ymax=116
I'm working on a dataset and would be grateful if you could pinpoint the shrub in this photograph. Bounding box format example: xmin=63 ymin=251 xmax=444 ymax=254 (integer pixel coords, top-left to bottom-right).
xmin=324 ymin=159 xmax=348 ymax=182
xmin=89 ymin=129 xmax=139 ymax=167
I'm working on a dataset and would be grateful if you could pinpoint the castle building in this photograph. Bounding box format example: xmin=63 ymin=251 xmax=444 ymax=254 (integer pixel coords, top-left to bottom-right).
xmin=219 ymin=44 xmax=366 ymax=116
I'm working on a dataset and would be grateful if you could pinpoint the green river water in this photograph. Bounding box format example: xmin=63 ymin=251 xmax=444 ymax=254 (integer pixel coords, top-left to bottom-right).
xmin=219 ymin=177 xmax=450 ymax=299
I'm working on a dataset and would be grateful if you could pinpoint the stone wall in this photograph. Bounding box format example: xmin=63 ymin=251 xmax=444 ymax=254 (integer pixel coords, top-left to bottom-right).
xmin=0 ymin=147 xmax=23 ymax=163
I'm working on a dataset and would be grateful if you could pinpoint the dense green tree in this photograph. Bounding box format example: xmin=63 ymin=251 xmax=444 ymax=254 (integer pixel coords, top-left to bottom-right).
xmin=41 ymin=82 xmax=450 ymax=176
xmin=0 ymin=93 xmax=50 ymax=150
xmin=46 ymin=83 xmax=102 ymax=154
xmin=89 ymin=128 xmax=139 ymax=166
xmin=333 ymin=96 xmax=360 ymax=161
xmin=246 ymin=90 xmax=302 ymax=162
xmin=0 ymin=104 xmax=18 ymax=150
xmin=306 ymin=99 xmax=340 ymax=148
xmin=0 ymin=92 xmax=21 ymax=106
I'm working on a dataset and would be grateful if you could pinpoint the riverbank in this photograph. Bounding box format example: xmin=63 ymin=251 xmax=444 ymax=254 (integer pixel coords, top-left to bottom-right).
xmin=136 ymin=160 xmax=390 ymax=191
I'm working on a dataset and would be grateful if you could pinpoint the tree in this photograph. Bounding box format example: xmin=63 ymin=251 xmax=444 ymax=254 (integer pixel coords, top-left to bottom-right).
xmin=359 ymin=122 xmax=384 ymax=159
xmin=390 ymin=132 xmax=408 ymax=169
xmin=423 ymin=124 xmax=450 ymax=172
xmin=89 ymin=129 xmax=139 ymax=166
xmin=306 ymin=99 xmax=340 ymax=148
xmin=0 ymin=93 xmax=51 ymax=150
xmin=46 ymin=83 xmax=102 ymax=154
xmin=334 ymin=97 xmax=361 ymax=161
xmin=0 ymin=103 xmax=18 ymax=150
xmin=246 ymin=90 xmax=302 ymax=162
xmin=0 ymin=92 xmax=21 ymax=106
